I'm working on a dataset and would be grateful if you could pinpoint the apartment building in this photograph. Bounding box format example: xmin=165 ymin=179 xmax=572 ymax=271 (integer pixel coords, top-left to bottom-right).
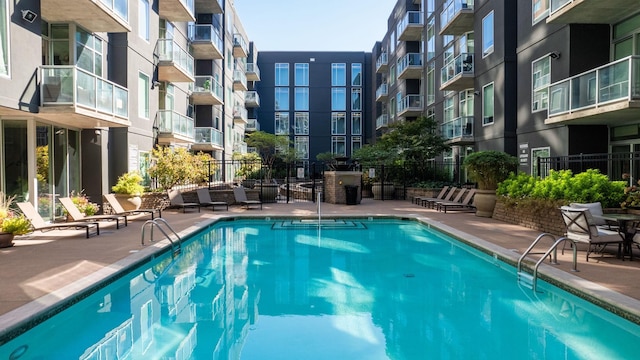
xmin=0 ymin=0 xmax=255 ymax=220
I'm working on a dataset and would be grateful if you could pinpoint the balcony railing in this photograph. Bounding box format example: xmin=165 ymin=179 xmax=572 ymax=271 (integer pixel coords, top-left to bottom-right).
xmin=233 ymin=69 xmax=248 ymax=91
xmin=397 ymin=11 xmax=424 ymax=41
xmin=441 ymin=116 xmax=474 ymax=141
xmin=376 ymin=53 xmax=388 ymax=73
xmin=195 ymin=127 xmax=223 ymax=148
xmin=234 ymin=141 xmax=248 ymax=153
xmin=188 ymin=24 xmax=223 ymax=59
xmin=246 ymin=63 xmax=261 ymax=81
xmin=376 ymin=83 xmax=388 ymax=101
xmin=440 ymin=0 xmax=475 ymax=35
xmin=233 ymin=33 xmax=249 ymax=58
xmin=156 ymin=39 xmax=194 ymax=81
xmin=157 ymin=110 xmax=194 ymax=140
xmin=548 ymin=55 xmax=640 ymax=117
xmin=191 ymin=76 xmax=223 ymax=105
xmin=40 ymin=65 xmax=128 ymax=118
xmin=233 ymin=105 xmax=248 ymax=123
xmin=376 ymin=114 xmax=389 ymax=129
xmin=245 ymin=91 xmax=260 ymax=107
xmin=397 ymin=53 xmax=423 ymax=79
xmin=440 ymin=53 xmax=474 ymax=90
xmin=246 ymin=118 xmax=260 ymax=132
xmin=398 ymin=95 xmax=423 ymax=115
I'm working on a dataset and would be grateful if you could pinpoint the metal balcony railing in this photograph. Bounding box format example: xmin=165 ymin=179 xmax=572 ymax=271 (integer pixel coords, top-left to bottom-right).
xmin=195 ymin=127 xmax=223 ymax=148
xmin=441 ymin=116 xmax=474 ymax=140
xmin=157 ymin=110 xmax=194 ymax=139
xmin=440 ymin=0 xmax=475 ymax=29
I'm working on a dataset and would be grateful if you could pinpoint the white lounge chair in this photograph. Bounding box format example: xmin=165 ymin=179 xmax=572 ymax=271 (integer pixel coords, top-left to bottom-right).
xmin=59 ymin=197 xmax=127 ymax=229
xmin=17 ymin=202 xmax=100 ymax=238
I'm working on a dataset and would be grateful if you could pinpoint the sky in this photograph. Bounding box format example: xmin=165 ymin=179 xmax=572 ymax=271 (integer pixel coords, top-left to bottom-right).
xmin=232 ymin=0 xmax=397 ymax=52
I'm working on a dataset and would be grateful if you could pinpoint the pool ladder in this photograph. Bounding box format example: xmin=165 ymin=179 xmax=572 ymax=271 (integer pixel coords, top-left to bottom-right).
xmin=517 ymin=233 xmax=578 ymax=292
xmin=141 ymin=218 xmax=182 ymax=255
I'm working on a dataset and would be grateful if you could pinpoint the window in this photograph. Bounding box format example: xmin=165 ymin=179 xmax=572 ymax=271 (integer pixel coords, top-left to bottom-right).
xmin=331 ymin=136 xmax=346 ymax=156
xmin=532 ymin=0 xmax=549 ymax=24
xmin=351 ymin=63 xmax=362 ymax=86
xmin=351 ymin=113 xmax=362 ymax=135
xmin=331 ymin=88 xmax=346 ymax=111
xmin=0 ymin=0 xmax=9 ymax=77
xmin=138 ymin=72 xmax=149 ymax=119
xmin=295 ymin=137 xmax=309 ymax=159
xmin=426 ymin=63 xmax=435 ymax=105
xmin=444 ymin=96 xmax=454 ymax=122
xmin=351 ymin=136 xmax=362 ymax=154
xmin=331 ymin=63 xmax=346 ymax=86
xmin=76 ymin=29 xmax=102 ymax=76
xmin=482 ymin=11 xmax=494 ymax=57
xmin=532 ymin=56 xmax=550 ymax=112
xmin=275 ymin=88 xmax=289 ymax=111
xmin=295 ymin=88 xmax=309 ymax=111
xmin=331 ymin=112 xmax=346 ymax=135
xmin=351 ymin=88 xmax=362 ymax=111
xmin=389 ymin=64 xmax=396 ymax=85
xmin=427 ymin=18 xmax=435 ymax=61
xmin=275 ymin=112 xmax=290 ymax=135
xmin=275 ymin=63 xmax=289 ymax=86
xmin=295 ymin=63 xmax=309 ymax=86
xmin=294 ymin=113 xmax=309 ymax=135
xmin=459 ymin=90 xmax=474 ymax=117
xmin=531 ymin=147 xmax=550 ymax=177
xmin=482 ymin=82 xmax=494 ymax=125
xmin=138 ymin=0 xmax=149 ymax=42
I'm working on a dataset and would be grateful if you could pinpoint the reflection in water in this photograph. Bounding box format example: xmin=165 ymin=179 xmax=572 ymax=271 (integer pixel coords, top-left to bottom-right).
xmin=1 ymin=219 xmax=640 ymax=359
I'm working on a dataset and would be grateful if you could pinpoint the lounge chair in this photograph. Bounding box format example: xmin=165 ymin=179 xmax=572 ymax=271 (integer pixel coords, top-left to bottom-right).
xmin=59 ymin=197 xmax=128 ymax=229
xmin=168 ymin=189 xmax=201 ymax=213
xmin=413 ymin=186 xmax=449 ymax=205
xmin=16 ymin=202 xmax=100 ymax=238
xmin=423 ymin=187 xmax=458 ymax=208
xmin=233 ymin=187 xmax=262 ymax=209
xmin=560 ymin=206 xmax=623 ymax=261
xmin=196 ymin=189 xmax=228 ymax=211
xmin=103 ymin=193 xmax=162 ymax=220
xmin=438 ymin=189 xmax=477 ymax=213
xmin=434 ymin=188 xmax=467 ymax=211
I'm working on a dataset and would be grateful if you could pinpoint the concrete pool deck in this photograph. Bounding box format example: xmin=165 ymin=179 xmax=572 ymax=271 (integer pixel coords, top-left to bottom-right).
xmin=1 ymin=198 xmax=640 ymax=336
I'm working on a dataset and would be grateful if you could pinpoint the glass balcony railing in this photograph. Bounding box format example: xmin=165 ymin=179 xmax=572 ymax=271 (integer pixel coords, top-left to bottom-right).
xmin=193 ymin=75 xmax=223 ymax=99
xmin=157 ymin=39 xmax=194 ymax=78
xmin=441 ymin=0 xmax=475 ymax=30
xmin=246 ymin=63 xmax=261 ymax=79
xmin=245 ymin=91 xmax=260 ymax=105
xmin=441 ymin=116 xmax=474 ymax=140
xmin=188 ymin=24 xmax=223 ymax=52
xmin=441 ymin=52 xmax=474 ymax=84
xmin=397 ymin=53 xmax=423 ymax=74
xmin=157 ymin=110 xmax=194 ymax=139
xmin=247 ymin=118 xmax=260 ymax=131
xmin=234 ymin=141 xmax=248 ymax=153
xmin=550 ymin=0 xmax=572 ymax=15
xmin=233 ymin=105 xmax=248 ymax=122
xmin=376 ymin=53 xmax=388 ymax=70
xmin=376 ymin=83 xmax=388 ymax=99
xmin=195 ymin=127 xmax=223 ymax=148
xmin=99 ymin=0 xmax=129 ymax=22
xmin=40 ymin=65 xmax=128 ymax=118
xmin=548 ymin=55 xmax=640 ymax=117
xmin=397 ymin=11 xmax=424 ymax=34
xmin=233 ymin=69 xmax=247 ymax=88
xmin=398 ymin=95 xmax=423 ymax=114
xmin=233 ymin=33 xmax=249 ymax=56
xmin=376 ymin=114 xmax=389 ymax=129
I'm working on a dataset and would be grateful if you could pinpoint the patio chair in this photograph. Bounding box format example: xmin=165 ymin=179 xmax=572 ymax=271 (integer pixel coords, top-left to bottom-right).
xmin=16 ymin=202 xmax=100 ymax=238
xmin=438 ymin=189 xmax=477 ymax=213
xmin=168 ymin=189 xmax=201 ymax=213
xmin=196 ymin=188 xmax=229 ymax=211
xmin=413 ymin=186 xmax=449 ymax=205
xmin=103 ymin=193 xmax=162 ymax=220
xmin=560 ymin=206 xmax=623 ymax=262
xmin=434 ymin=188 xmax=467 ymax=211
xmin=233 ymin=187 xmax=262 ymax=210
xmin=59 ymin=197 xmax=128 ymax=229
xmin=423 ymin=187 xmax=458 ymax=208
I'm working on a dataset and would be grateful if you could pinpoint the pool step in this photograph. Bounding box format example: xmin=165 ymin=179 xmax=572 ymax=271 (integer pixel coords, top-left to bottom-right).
xmin=517 ymin=271 xmax=534 ymax=289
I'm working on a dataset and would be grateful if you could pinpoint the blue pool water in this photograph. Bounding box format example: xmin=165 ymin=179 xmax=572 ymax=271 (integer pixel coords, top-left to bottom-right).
xmin=1 ymin=218 xmax=639 ymax=359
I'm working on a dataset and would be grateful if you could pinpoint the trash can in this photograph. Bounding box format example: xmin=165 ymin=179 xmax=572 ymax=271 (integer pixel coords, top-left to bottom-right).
xmin=345 ymin=185 xmax=358 ymax=205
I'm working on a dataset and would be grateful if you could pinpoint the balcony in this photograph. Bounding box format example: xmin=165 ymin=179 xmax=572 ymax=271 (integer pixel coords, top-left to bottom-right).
xmin=546 ymin=56 xmax=640 ymax=126
xmin=156 ymin=39 xmax=195 ymax=83
xmin=376 ymin=53 xmax=388 ymax=73
xmin=156 ymin=110 xmax=195 ymax=144
xmin=398 ymin=94 xmax=423 ymax=117
xmin=376 ymin=114 xmax=390 ymax=130
xmin=39 ymin=66 xmax=129 ymax=128
xmin=233 ymin=70 xmax=248 ymax=91
xmin=376 ymin=83 xmax=388 ymax=102
xmin=440 ymin=53 xmax=475 ymax=91
xmin=234 ymin=141 xmax=248 ymax=153
xmin=41 ymin=0 xmax=131 ymax=33
xmin=191 ymin=127 xmax=223 ymax=151
xmin=190 ymin=76 xmax=223 ymax=105
xmin=246 ymin=118 xmax=260 ymax=132
xmin=398 ymin=11 xmax=424 ymax=41
xmin=195 ymin=0 xmax=222 ymax=14
xmin=189 ymin=24 xmax=223 ymax=60
xmin=233 ymin=105 xmax=248 ymax=124
xmin=159 ymin=0 xmax=195 ymax=22
xmin=397 ymin=53 xmax=423 ymax=80
xmin=233 ymin=34 xmax=249 ymax=58
xmin=441 ymin=116 xmax=474 ymax=144
xmin=245 ymin=91 xmax=260 ymax=107
xmin=246 ymin=63 xmax=261 ymax=82
xmin=440 ymin=0 xmax=475 ymax=36
xmin=548 ymin=0 xmax=638 ymax=25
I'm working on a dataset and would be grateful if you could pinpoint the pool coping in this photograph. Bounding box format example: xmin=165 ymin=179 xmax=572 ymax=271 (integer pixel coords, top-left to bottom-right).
xmin=2 ymin=213 xmax=640 ymax=344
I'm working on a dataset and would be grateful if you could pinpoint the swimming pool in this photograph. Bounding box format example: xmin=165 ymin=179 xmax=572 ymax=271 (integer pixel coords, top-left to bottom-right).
xmin=1 ymin=217 xmax=639 ymax=359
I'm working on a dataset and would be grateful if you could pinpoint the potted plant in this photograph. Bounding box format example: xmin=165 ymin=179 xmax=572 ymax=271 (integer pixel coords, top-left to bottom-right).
xmin=463 ymin=150 xmax=518 ymax=217
xmin=0 ymin=192 xmax=32 ymax=248
xmin=112 ymin=171 xmax=145 ymax=211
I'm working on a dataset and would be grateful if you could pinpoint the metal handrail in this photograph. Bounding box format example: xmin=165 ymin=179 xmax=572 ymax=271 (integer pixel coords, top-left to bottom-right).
xmin=517 ymin=233 xmax=578 ymax=292
xmin=517 ymin=233 xmax=557 ymax=273
xmin=141 ymin=218 xmax=182 ymax=255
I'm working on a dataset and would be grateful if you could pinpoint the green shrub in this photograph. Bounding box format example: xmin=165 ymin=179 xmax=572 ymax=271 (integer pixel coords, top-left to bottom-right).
xmin=112 ymin=171 xmax=145 ymax=195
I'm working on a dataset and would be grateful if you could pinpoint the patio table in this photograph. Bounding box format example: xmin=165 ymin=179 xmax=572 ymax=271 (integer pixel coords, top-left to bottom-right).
xmin=594 ymin=213 xmax=640 ymax=261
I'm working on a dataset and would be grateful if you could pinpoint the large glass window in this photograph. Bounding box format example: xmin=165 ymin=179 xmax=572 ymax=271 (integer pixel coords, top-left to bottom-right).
xmin=295 ymin=63 xmax=309 ymax=86
xmin=294 ymin=113 xmax=309 ymax=135
xmin=295 ymin=137 xmax=309 ymax=159
xmin=532 ymin=56 xmax=550 ymax=112
xmin=351 ymin=63 xmax=362 ymax=86
xmin=331 ymin=88 xmax=346 ymax=111
xmin=483 ymin=82 xmax=495 ymax=125
xmin=331 ymin=136 xmax=346 ymax=156
xmin=351 ymin=88 xmax=362 ymax=111
xmin=351 ymin=113 xmax=362 ymax=135
xmin=331 ymin=63 xmax=346 ymax=86
xmin=76 ymin=29 xmax=102 ymax=76
xmin=0 ymin=0 xmax=8 ymax=76
xmin=138 ymin=0 xmax=149 ymax=42
xmin=459 ymin=90 xmax=474 ymax=117
xmin=275 ymin=88 xmax=289 ymax=111
xmin=426 ymin=63 xmax=435 ymax=105
xmin=482 ymin=11 xmax=494 ymax=57
xmin=275 ymin=112 xmax=290 ymax=135
xmin=331 ymin=112 xmax=346 ymax=135
xmin=389 ymin=64 xmax=396 ymax=85
xmin=275 ymin=63 xmax=289 ymax=86
xmin=532 ymin=0 xmax=549 ymax=24
xmin=351 ymin=136 xmax=362 ymax=154
xmin=2 ymin=121 xmax=27 ymax=199
xmin=295 ymin=88 xmax=309 ymax=111
xmin=427 ymin=18 xmax=435 ymax=62
xmin=138 ymin=72 xmax=149 ymax=119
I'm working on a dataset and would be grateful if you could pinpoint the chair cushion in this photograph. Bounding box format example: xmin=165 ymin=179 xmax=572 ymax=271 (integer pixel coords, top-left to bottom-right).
xmin=570 ymin=202 xmax=605 ymax=225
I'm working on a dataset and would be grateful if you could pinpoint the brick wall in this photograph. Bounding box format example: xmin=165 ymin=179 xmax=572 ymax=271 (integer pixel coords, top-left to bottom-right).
xmin=492 ymin=198 xmax=566 ymax=236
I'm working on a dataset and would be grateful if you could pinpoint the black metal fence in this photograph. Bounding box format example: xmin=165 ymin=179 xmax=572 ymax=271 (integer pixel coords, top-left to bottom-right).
xmin=537 ymin=152 xmax=640 ymax=182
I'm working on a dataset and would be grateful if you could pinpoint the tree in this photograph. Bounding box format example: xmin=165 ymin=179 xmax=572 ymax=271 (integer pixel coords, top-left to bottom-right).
xmin=148 ymin=147 xmax=214 ymax=190
xmin=245 ymin=131 xmax=292 ymax=181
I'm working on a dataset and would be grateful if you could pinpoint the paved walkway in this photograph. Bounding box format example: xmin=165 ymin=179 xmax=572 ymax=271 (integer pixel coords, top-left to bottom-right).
xmin=1 ymin=199 xmax=640 ymax=336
